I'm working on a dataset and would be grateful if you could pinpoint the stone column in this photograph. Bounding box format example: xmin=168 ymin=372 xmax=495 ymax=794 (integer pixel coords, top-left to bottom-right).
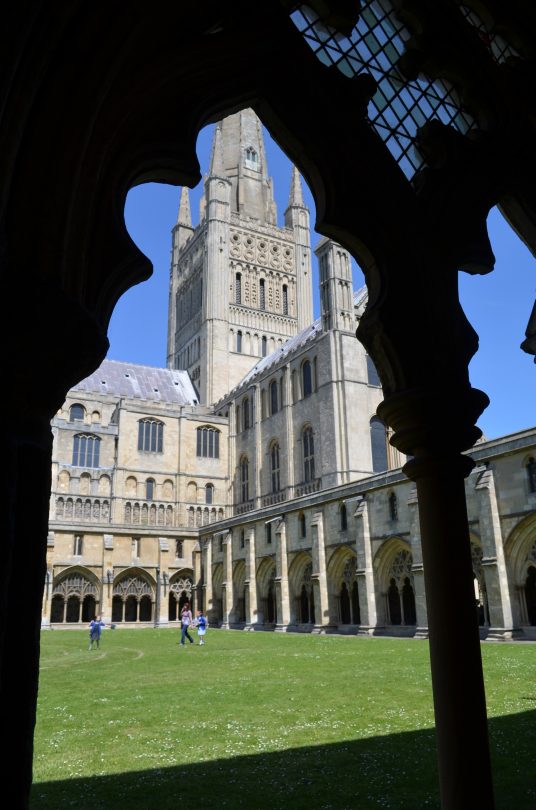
xmin=245 ymin=526 xmax=259 ymax=629
xmin=157 ymin=538 xmax=170 ymax=626
xmin=221 ymin=531 xmax=234 ymax=628
xmin=353 ymin=495 xmax=380 ymax=632
xmin=274 ymin=518 xmax=290 ymax=629
xmin=379 ymin=387 xmax=494 ymax=810
xmin=203 ymin=538 xmax=216 ymax=624
xmin=192 ymin=543 xmax=202 ymax=614
xmin=407 ymin=486 xmax=428 ymax=635
xmin=101 ymin=534 xmax=115 ymax=624
xmin=310 ymin=511 xmax=330 ymax=631
xmin=475 ymin=465 xmax=515 ymax=637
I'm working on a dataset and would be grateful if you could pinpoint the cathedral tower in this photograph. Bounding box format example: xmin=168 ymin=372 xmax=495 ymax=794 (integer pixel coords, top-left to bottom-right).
xmin=167 ymin=109 xmax=314 ymax=405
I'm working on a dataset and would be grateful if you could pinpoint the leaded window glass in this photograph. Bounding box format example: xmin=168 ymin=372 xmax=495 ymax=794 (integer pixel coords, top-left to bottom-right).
xmin=72 ymin=434 xmax=100 ymax=468
xmin=138 ymin=419 xmax=163 ymax=453
xmin=197 ymin=427 xmax=220 ymax=458
xmin=291 ymin=1 xmax=474 ymax=180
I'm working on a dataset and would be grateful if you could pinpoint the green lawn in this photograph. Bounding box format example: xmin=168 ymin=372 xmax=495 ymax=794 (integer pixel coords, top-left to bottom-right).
xmin=31 ymin=629 xmax=536 ymax=809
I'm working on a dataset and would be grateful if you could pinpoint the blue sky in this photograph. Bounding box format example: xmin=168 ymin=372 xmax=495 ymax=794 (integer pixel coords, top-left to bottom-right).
xmin=110 ymin=123 xmax=535 ymax=439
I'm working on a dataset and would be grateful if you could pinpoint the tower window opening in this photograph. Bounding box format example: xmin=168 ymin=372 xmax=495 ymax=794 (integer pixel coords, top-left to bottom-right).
xmin=282 ymin=285 xmax=288 ymax=315
xmin=245 ymin=147 xmax=258 ymax=169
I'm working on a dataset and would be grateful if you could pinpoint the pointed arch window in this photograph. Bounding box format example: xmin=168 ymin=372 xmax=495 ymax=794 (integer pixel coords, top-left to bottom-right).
xmin=262 ymin=335 xmax=267 ymax=357
xmin=270 ymin=442 xmax=281 ymax=493
xmin=72 ymin=434 xmax=101 ymax=468
xmin=242 ymin=397 xmax=250 ymax=431
xmin=302 ymin=360 xmax=312 ymax=398
xmin=303 ymin=426 xmax=315 ymax=483
xmin=240 ymin=457 xmax=249 ymax=503
xmin=366 ymin=355 xmax=381 ymax=386
xmin=370 ymin=416 xmax=388 ymax=473
xmin=73 ymin=535 xmax=83 ymax=556
xmin=389 ymin=492 xmax=398 ymax=521
xmin=235 ymin=272 xmax=242 ymax=305
xmin=527 ymin=457 xmax=536 ymax=494
xmin=236 ymin=330 xmax=243 ymax=353
xmin=138 ymin=419 xmax=164 ymax=453
xmin=299 ymin=512 xmax=306 ymax=538
xmin=340 ymin=503 xmax=347 ymax=531
xmin=259 ymin=279 xmax=266 ymax=310
xmin=270 ymin=380 xmax=279 ymax=415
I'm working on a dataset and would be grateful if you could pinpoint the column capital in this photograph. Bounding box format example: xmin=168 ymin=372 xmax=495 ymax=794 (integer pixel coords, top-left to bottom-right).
xmin=378 ymin=386 xmax=489 ymax=482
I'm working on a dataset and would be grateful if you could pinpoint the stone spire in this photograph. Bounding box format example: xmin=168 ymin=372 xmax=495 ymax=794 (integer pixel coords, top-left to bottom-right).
xmin=206 ymin=108 xmax=277 ymax=224
xmin=177 ymin=186 xmax=192 ymax=227
xmin=209 ymin=121 xmax=225 ymax=177
xmin=287 ymin=166 xmax=304 ymax=208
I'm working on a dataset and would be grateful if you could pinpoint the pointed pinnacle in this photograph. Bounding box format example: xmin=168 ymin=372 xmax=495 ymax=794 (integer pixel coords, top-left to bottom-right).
xmin=209 ymin=121 xmax=225 ymax=176
xmin=288 ymin=166 xmax=304 ymax=207
xmin=177 ymin=187 xmax=192 ymax=227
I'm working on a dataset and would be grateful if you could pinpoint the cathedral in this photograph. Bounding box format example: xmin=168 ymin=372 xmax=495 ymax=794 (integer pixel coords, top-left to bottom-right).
xmin=44 ymin=109 xmax=536 ymax=639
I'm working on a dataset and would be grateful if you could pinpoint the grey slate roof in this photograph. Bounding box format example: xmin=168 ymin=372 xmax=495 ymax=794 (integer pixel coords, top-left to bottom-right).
xmin=72 ymin=359 xmax=198 ymax=405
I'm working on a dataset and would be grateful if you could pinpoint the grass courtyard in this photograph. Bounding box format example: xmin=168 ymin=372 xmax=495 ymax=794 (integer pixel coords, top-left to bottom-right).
xmin=31 ymin=629 xmax=535 ymax=809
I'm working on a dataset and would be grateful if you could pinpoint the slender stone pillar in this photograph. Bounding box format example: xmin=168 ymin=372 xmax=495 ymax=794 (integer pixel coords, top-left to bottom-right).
xmin=100 ymin=534 xmax=115 ymax=624
xmin=379 ymin=388 xmax=495 ymax=809
xmin=203 ymin=539 xmax=216 ymax=624
xmin=192 ymin=544 xmax=202 ymax=614
xmin=353 ymin=495 xmax=380 ymax=632
xmin=407 ymin=487 xmax=428 ymax=634
xmin=274 ymin=518 xmax=290 ymax=629
xmin=157 ymin=539 xmax=170 ymax=626
xmin=221 ymin=531 xmax=234 ymax=628
xmin=245 ymin=526 xmax=259 ymax=628
xmin=475 ymin=466 xmax=515 ymax=636
xmin=310 ymin=511 xmax=329 ymax=630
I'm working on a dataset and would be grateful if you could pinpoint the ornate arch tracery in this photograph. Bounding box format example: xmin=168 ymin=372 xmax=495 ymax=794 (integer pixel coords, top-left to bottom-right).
xmin=51 ymin=570 xmax=99 ymax=624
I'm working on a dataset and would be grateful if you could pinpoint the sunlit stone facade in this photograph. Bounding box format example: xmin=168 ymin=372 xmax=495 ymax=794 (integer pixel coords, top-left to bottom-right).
xmin=44 ymin=111 xmax=536 ymax=639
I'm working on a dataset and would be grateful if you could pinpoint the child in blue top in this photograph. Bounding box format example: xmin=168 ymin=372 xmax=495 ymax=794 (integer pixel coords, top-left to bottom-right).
xmin=88 ymin=616 xmax=106 ymax=650
xmin=195 ymin=610 xmax=207 ymax=645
